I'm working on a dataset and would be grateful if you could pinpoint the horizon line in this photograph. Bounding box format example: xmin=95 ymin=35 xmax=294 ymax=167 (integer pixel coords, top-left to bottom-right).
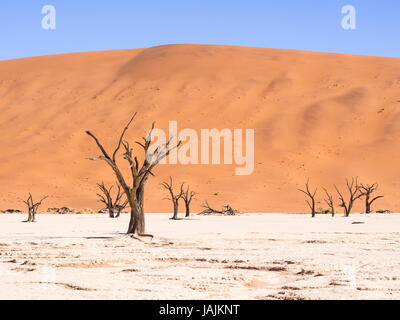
xmin=1 ymin=43 xmax=399 ymax=62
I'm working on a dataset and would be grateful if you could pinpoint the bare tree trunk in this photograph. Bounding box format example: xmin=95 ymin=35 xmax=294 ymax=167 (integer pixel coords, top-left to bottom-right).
xmin=311 ymin=200 xmax=315 ymax=218
xmin=27 ymin=210 xmax=34 ymax=222
xmin=127 ymin=192 xmax=145 ymax=235
xmin=138 ymin=209 xmax=145 ymax=234
xmin=365 ymin=194 xmax=371 ymax=214
xmin=346 ymin=203 xmax=353 ymax=217
xmin=127 ymin=212 xmax=137 ymax=234
xmin=115 ymin=206 xmax=123 ymax=218
xmin=331 ymin=206 xmax=335 ymax=217
xmin=182 ymin=186 xmax=196 ymax=218
xmin=128 ymin=202 xmax=149 ymax=237
xmin=344 ymin=206 xmax=349 ymax=217
xmin=109 ymin=208 xmax=115 ymax=218
xmin=136 ymin=175 xmax=148 ymax=232
xmin=172 ymin=202 xmax=179 ymax=220
xmin=127 ymin=198 xmax=142 ymax=235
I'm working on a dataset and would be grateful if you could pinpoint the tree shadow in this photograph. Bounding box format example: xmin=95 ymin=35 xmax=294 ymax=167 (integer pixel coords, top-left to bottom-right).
xmin=84 ymin=236 xmax=113 ymax=240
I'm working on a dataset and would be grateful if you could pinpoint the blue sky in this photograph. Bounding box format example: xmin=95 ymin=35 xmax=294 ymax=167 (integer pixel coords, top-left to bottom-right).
xmin=0 ymin=0 xmax=399 ymax=60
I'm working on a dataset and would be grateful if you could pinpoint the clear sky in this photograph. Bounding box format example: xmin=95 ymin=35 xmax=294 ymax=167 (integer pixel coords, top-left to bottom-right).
xmin=0 ymin=0 xmax=399 ymax=60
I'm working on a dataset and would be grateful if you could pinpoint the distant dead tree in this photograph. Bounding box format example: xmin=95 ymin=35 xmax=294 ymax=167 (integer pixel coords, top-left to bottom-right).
xmin=182 ymin=186 xmax=196 ymax=217
xmin=298 ymin=179 xmax=318 ymax=217
xmin=360 ymin=183 xmax=384 ymax=214
xmin=323 ymin=188 xmax=335 ymax=217
xmin=97 ymin=182 xmax=128 ymax=218
xmin=334 ymin=177 xmax=363 ymax=217
xmin=23 ymin=194 xmax=48 ymax=222
xmin=161 ymin=177 xmax=184 ymax=220
xmin=86 ymin=112 xmax=181 ymax=236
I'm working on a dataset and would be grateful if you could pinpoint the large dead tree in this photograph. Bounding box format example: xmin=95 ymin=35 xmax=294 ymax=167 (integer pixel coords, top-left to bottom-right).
xmin=323 ymin=188 xmax=335 ymax=217
xmin=86 ymin=113 xmax=181 ymax=236
xmin=23 ymin=194 xmax=48 ymax=222
xmin=334 ymin=177 xmax=363 ymax=217
xmin=97 ymin=182 xmax=128 ymax=218
xmin=360 ymin=183 xmax=384 ymax=214
xmin=161 ymin=177 xmax=184 ymax=220
xmin=182 ymin=186 xmax=196 ymax=217
xmin=298 ymin=179 xmax=317 ymax=217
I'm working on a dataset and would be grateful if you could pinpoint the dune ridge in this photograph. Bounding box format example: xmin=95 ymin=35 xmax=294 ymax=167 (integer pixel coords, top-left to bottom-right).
xmin=1 ymin=44 xmax=400 ymax=213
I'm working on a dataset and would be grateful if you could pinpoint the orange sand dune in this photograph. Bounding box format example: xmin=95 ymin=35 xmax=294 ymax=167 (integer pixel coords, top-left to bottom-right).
xmin=1 ymin=44 xmax=400 ymax=213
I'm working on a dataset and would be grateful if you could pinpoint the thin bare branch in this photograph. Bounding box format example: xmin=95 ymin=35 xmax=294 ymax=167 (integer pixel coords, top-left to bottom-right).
xmin=112 ymin=112 xmax=137 ymax=162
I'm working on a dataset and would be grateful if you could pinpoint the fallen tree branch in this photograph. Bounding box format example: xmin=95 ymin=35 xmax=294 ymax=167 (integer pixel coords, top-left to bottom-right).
xmin=198 ymin=201 xmax=241 ymax=216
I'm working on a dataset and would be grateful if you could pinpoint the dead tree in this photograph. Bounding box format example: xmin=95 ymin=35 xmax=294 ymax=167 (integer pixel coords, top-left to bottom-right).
xmin=298 ymin=179 xmax=317 ymax=217
xmin=360 ymin=183 xmax=384 ymax=214
xmin=162 ymin=177 xmax=184 ymax=220
xmin=182 ymin=186 xmax=196 ymax=217
xmin=86 ymin=112 xmax=181 ymax=236
xmin=200 ymin=201 xmax=223 ymax=215
xmin=23 ymin=194 xmax=48 ymax=222
xmin=334 ymin=177 xmax=363 ymax=217
xmin=97 ymin=182 xmax=128 ymax=218
xmin=323 ymin=188 xmax=335 ymax=217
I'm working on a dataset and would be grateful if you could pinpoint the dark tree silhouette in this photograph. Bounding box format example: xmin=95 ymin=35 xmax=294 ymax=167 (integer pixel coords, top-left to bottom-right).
xmin=86 ymin=112 xmax=181 ymax=236
xmin=97 ymin=182 xmax=128 ymax=218
xmin=298 ymin=179 xmax=318 ymax=217
xmin=334 ymin=177 xmax=363 ymax=217
xmin=182 ymin=186 xmax=196 ymax=217
xmin=323 ymin=188 xmax=335 ymax=217
xmin=161 ymin=177 xmax=184 ymax=220
xmin=360 ymin=183 xmax=384 ymax=214
xmin=23 ymin=194 xmax=48 ymax=222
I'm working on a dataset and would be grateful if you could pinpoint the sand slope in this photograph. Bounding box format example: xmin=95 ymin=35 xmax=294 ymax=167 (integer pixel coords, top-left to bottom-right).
xmin=1 ymin=44 xmax=400 ymax=212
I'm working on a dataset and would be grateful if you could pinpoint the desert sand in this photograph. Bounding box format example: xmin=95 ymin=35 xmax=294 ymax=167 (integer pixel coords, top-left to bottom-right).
xmin=0 ymin=213 xmax=399 ymax=300
xmin=1 ymin=45 xmax=400 ymax=213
